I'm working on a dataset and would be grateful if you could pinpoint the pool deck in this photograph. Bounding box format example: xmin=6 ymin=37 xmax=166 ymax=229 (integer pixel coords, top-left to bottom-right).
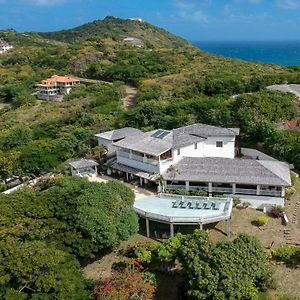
xmin=134 ymin=194 xmax=233 ymax=226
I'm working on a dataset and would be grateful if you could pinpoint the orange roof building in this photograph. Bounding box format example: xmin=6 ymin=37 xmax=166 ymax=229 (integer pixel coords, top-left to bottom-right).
xmin=35 ymin=75 xmax=80 ymax=100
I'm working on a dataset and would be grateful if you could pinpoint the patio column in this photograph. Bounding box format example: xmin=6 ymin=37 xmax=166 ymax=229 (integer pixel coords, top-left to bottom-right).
xmin=126 ymin=172 xmax=129 ymax=181
xmin=208 ymin=182 xmax=213 ymax=197
xmin=139 ymin=177 xmax=143 ymax=186
xmin=95 ymin=166 xmax=98 ymax=176
xmin=256 ymin=185 xmax=260 ymax=196
xmin=281 ymin=186 xmax=285 ymax=198
xmin=143 ymin=153 xmax=147 ymax=163
xmin=232 ymin=183 xmax=236 ymax=194
xmin=170 ymin=223 xmax=174 ymax=237
xmin=185 ymin=181 xmax=189 ymax=191
xmin=129 ymin=150 xmax=133 ymax=159
xmin=199 ymin=223 xmax=203 ymax=230
xmin=146 ymin=218 xmax=150 ymax=238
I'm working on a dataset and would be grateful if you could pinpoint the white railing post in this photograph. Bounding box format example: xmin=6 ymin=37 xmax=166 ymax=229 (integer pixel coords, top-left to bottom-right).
xmin=256 ymin=185 xmax=260 ymax=196
xmin=185 ymin=181 xmax=189 ymax=191
xmin=232 ymin=183 xmax=236 ymax=194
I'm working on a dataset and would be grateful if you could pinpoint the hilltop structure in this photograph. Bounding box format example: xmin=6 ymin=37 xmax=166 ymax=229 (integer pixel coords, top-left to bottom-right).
xmin=35 ymin=75 xmax=80 ymax=100
xmin=0 ymin=39 xmax=13 ymax=54
xmin=96 ymin=123 xmax=291 ymax=209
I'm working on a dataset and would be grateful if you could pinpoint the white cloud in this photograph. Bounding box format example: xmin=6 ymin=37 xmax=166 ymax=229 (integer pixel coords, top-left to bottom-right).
xmin=20 ymin=0 xmax=67 ymax=5
xmin=277 ymin=0 xmax=300 ymax=8
xmin=173 ymin=0 xmax=209 ymax=23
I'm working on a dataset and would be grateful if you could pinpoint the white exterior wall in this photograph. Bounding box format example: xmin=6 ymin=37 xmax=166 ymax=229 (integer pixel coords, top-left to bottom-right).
xmin=203 ymin=137 xmax=235 ymax=159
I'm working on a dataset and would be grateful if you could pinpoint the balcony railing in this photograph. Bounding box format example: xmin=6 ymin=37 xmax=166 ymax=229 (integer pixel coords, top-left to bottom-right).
xmin=235 ymin=188 xmax=257 ymax=195
xmin=118 ymin=151 xmax=159 ymax=166
xmin=260 ymin=190 xmax=281 ymax=197
xmin=212 ymin=187 xmax=232 ymax=193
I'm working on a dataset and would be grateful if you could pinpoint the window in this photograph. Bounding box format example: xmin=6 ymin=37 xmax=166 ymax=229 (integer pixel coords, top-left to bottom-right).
xmin=216 ymin=141 xmax=223 ymax=148
xmin=194 ymin=143 xmax=198 ymax=149
xmin=177 ymin=149 xmax=181 ymax=155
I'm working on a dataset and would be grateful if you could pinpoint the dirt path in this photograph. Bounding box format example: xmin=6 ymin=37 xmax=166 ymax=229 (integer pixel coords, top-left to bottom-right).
xmin=122 ymin=85 xmax=137 ymax=110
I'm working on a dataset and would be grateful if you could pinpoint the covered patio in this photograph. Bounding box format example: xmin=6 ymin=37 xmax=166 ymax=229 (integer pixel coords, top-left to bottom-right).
xmin=69 ymin=159 xmax=99 ymax=177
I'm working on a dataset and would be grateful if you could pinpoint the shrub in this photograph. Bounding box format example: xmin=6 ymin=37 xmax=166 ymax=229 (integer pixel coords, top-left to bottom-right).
xmin=285 ymin=186 xmax=296 ymax=200
xmin=175 ymin=188 xmax=189 ymax=196
xmin=191 ymin=189 xmax=207 ymax=197
xmin=233 ymin=196 xmax=241 ymax=207
xmin=273 ymin=246 xmax=299 ymax=262
xmin=255 ymin=216 xmax=269 ymax=226
xmin=242 ymin=201 xmax=251 ymax=209
xmin=271 ymin=206 xmax=284 ymax=218
xmin=93 ymin=260 xmax=156 ymax=300
xmin=135 ymin=247 xmax=153 ymax=264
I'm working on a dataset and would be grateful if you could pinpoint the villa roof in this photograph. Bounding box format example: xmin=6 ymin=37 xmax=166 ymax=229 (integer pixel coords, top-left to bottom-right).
xmin=41 ymin=75 xmax=80 ymax=84
xmin=163 ymin=157 xmax=291 ymax=186
xmin=69 ymin=159 xmax=98 ymax=169
xmin=95 ymin=127 xmax=142 ymax=141
xmin=113 ymin=124 xmax=240 ymax=156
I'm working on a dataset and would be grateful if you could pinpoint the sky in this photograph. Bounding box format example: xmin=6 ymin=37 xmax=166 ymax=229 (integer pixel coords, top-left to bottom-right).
xmin=0 ymin=0 xmax=300 ymax=41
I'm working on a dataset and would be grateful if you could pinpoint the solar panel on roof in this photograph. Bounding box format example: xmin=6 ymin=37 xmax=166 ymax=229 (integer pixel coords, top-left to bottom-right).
xmin=158 ymin=131 xmax=170 ymax=139
xmin=151 ymin=129 xmax=164 ymax=138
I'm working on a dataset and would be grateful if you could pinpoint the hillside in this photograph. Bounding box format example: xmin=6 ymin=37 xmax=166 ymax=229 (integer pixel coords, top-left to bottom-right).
xmin=37 ymin=16 xmax=190 ymax=48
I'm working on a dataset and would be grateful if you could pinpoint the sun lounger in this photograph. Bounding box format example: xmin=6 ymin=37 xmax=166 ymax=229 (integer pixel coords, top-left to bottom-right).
xmin=180 ymin=199 xmax=190 ymax=208
xmin=204 ymin=201 xmax=213 ymax=209
xmin=214 ymin=201 xmax=221 ymax=210
xmin=197 ymin=202 xmax=204 ymax=209
xmin=189 ymin=200 xmax=198 ymax=209
xmin=172 ymin=199 xmax=182 ymax=208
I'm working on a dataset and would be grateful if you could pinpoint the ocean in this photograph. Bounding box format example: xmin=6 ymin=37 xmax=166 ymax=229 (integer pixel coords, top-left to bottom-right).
xmin=193 ymin=41 xmax=300 ymax=67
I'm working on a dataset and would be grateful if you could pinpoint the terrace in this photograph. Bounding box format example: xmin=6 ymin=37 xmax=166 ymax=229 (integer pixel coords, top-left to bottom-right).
xmin=134 ymin=193 xmax=233 ymax=238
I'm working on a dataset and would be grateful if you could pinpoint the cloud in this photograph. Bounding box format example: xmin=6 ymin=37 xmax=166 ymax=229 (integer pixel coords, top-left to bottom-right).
xmin=173 ymin=0 xmax=209 ymax=23
xmin=20 ymin=0 xmax=68 ymax=5
xmin=277 ymin=0 xmax=300 ymax=8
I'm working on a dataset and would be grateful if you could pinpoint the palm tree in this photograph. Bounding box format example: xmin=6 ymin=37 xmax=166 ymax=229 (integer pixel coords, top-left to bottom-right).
xmin=167 ymin=165 xmax=180 ymax=186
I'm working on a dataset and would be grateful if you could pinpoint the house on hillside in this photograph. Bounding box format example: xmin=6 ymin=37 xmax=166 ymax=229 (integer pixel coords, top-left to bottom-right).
xmin=123 ymin=37 xmax=144 ymax=47
xmin=0 ymin=39 xmax=13 ymax=54
xmin=128 ymin=18 xmax=143 ymax=23
xmin=96 ymin=123 xmax=292 ymax=209
xmin=35 ymin=75 xmax=80 ymax=100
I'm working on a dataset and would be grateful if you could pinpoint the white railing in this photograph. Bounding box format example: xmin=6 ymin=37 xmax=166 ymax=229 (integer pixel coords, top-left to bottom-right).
xmin=166 ymin=184 xmax=186 ymax=190
xmin=118 ymin=151 xmax=159 ymax=166
xmin=189 ymin=186 xmax=208 ymax=191
xmin=235 ymin=188 xmax=257 ymax=195
xmin=212 ymin=187 xmax=232 ymax=193
xmin=260 ymin=190 xmax=281 ymax=197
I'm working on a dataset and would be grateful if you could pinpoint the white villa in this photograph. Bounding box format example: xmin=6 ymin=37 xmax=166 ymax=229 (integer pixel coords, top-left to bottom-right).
xmin=0 ymin=39 xmax=13 ymax=54
xmin=35 ymin=75 xmax=80 ymax=100
xmin=96 ymin=123 xmax=292 ymax=209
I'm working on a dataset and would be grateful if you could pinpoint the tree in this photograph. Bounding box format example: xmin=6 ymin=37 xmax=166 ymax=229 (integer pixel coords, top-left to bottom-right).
xmin=0 ymin=150 xmax=20 ymax=182
xmin=0 ymin=238 xmax=90 ymax=300
xmin=179 ymin=231 xmax=272 ymax=300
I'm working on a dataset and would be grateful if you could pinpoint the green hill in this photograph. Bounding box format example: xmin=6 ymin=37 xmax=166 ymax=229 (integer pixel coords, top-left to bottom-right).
xmin=37 ymin=16 xmax=189 ymax=48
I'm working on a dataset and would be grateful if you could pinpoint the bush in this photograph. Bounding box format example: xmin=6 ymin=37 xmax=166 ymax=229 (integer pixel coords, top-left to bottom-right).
xmin=285 ymin=186 xmax=296 ymax=200
xmin=273 ymin=246 xmax=299 ymax=262
xmin=190 ymin=189 xmax=207 ymax=197
xmin=175 ymin=188 xmax=189 ymax=196
xmin=242 ymin=201 xmax=251 ymax=209
xmin=233 ymin=196 xmax=241 ymax=207
xmin=271 ymin=206 xmax=284 ymax=218
xmin=255 ymin=216 xmax=269 ymax=226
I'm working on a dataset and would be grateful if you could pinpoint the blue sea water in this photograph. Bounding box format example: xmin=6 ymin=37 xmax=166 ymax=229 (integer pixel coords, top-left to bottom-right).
xmin=193 ymin=41 xmax=300 ymax=67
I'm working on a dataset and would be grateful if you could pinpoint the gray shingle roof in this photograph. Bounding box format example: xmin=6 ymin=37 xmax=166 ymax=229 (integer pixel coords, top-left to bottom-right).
xmin=69 ymin=159 xmax=99 ymax=169
xmin=163 ymin=157 xmax=291 ymax=186
xmin=113 ymin=123 xmax=240 ymax=156
xmin=95 ymin=127 xmax=142 ymax=141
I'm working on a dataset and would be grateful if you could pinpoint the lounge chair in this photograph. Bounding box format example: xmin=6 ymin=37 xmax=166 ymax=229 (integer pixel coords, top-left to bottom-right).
xmin=204 ymin=201 xmax=213 ymax=209
xmin=197 ymin=202 xmax=204 ymax=209
xmin=189 ymin=200 xmax=198 ymax=209
xmin=180 ymin=199 xmax=189 ymax=208
xmin=172 ymin=199 xmax=182 ymax=208
xmin=214 ymin=201 xmax=221 ymax=210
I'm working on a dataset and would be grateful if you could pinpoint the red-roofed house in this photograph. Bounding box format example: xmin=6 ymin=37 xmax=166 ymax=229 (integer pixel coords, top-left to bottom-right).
xmin=36 ymin=75 xmax=80 ymax=100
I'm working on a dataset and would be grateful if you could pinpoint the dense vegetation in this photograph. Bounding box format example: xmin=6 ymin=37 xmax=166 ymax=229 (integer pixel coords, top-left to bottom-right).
xmin=0 ymin=177 xmax=138 ymax=299
xmin=133 ymin=230 xmax=272 ymax=300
